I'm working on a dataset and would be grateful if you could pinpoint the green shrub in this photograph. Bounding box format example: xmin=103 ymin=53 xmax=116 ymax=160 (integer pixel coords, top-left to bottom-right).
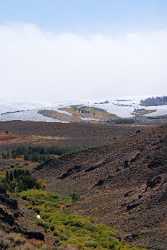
xmin=70 ymin=193 xmax=80 ymax=202
xmin=85 ymin=240 xmax=98 ymax=248
xmin=18 ymin=189 xmax=145 ymax=250
xmin=2 ymin=169 xmax=40 ymax=193
xmin=1 ymin=145 xmax=95 ymax=163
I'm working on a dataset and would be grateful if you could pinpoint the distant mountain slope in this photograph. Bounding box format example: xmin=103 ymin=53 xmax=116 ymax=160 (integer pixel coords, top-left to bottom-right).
xmin=39 ymin=105 xmax=119 ymax=123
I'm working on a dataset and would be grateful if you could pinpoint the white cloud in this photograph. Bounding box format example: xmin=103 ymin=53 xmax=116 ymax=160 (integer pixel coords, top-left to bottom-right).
xmin=0 ymin=23 xmax=166 ymax=103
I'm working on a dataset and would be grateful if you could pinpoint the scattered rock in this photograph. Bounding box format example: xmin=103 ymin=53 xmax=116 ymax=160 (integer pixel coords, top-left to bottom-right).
xmin=124 ymin=191 xmax=133 ymax=197
xmin=59 ymin=165 xmax=83 ymax=179
xmin=0 ymin=195 xmax=18 ymax=210
xmin=24 ymin=231 xmax=45 ymax=241
xmin=123 ymin=160 xmax=129 ymax=169
xmin=129 ymin=151 xmax=141 ymax=163
xmin=85 ymin=159 xmax=105 ymax=173
xmin=94 ymin=179 xmax=105 ymax=187
xmin=125 ymin=233 xmax=138 ymax=242
xmin=0 ymin=207 xmax=15 ymax=226
xmin=127 ymin=202 xmax=141 ymax=211
xmin=148 ymin=158 xmax=163 ymax=169
xmin=146 ymin=176 xmax=162 ymax=190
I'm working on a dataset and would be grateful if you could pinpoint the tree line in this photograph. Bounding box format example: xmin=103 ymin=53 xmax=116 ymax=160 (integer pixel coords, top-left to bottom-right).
xmin=140 ymin=96 xmax=167 ymax=106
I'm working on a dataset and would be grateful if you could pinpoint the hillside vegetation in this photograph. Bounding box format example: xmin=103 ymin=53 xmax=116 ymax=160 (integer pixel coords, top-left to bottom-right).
xmin=0 ymin=167 xmax=144 ymax=250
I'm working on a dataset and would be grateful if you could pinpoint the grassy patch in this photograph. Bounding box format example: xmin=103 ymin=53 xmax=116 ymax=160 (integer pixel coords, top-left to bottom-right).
xmin=0 ymin=170 xmax=5 ymax=182
xmin=19 ymin=189 xmax=145 ymax=250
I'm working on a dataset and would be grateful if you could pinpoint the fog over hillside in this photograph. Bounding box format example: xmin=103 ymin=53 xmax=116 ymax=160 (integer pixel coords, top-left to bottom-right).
xmin=0 ymin=24 xmax=166 ymax=103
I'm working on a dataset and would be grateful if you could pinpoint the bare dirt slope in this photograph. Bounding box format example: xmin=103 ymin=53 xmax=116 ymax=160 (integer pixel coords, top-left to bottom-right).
xmin=33 ymin=124 xmax=167 ymax=250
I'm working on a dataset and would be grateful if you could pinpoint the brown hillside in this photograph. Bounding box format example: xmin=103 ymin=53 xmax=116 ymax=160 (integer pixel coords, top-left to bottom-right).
xmin=33 ymin=124 xmax=167 ymax=250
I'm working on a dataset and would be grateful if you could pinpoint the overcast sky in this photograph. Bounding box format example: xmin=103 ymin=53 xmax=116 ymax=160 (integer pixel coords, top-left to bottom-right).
xmin=0 ymin=1 xmax=166 ymax=103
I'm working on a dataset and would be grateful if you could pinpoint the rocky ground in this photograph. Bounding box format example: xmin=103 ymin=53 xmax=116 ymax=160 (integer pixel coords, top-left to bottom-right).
xmin=0 ymin=184 xmax=51 ymax=249
xmin=33 ymin=124 xmax=167 ymax=250
xmin=0 ymin=121 xmax=166 ymax=249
